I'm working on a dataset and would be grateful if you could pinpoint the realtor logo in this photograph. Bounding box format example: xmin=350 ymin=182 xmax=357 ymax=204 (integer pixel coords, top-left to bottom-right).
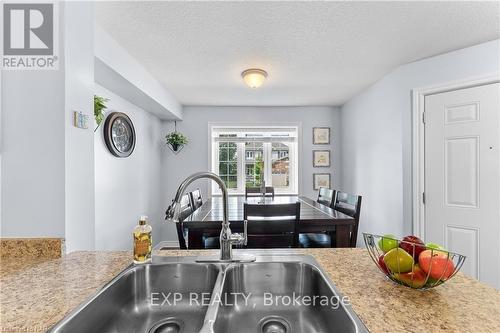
xmin=1 ymin=2 xmax=59 ymax=69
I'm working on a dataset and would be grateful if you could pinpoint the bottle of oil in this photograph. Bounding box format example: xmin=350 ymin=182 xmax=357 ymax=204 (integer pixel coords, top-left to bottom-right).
xmin=133 ymin=215 xmax=152 ymax=264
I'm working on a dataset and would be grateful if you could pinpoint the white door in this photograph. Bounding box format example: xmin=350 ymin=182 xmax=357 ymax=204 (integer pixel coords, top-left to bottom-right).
xmin=425 ymin=83 xmax=500 ymax=289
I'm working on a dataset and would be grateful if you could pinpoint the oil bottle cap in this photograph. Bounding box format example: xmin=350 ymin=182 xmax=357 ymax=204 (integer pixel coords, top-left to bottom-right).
xmin=139 ymin=215 xmax=148 ymax=225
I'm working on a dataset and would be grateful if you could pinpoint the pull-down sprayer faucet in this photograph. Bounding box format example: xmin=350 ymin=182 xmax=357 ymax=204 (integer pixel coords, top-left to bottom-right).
xmin=165 ymin=171 xmax=254 ymax=262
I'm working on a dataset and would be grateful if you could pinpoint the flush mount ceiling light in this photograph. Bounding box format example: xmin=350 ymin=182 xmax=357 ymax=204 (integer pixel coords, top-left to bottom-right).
xmin=241 ymin=68 xmax=268 ymax=88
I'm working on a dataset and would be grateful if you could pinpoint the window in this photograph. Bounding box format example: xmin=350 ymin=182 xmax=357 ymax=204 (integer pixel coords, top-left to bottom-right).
xmin=210 ymin=125 xmax=299 ymax=194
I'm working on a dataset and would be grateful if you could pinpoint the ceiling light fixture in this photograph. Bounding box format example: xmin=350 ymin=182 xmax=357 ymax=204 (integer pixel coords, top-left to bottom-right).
xmin=241 ymin=68 xmax=268 ymax=88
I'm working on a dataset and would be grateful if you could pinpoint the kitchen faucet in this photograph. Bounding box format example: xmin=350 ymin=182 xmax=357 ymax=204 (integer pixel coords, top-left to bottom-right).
xmin=165 ymin=171 xmax=255 ymax=262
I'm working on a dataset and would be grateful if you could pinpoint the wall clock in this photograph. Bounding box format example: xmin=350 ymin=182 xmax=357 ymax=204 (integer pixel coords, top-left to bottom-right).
xmin=103 ymin=112 xmax=136 ymax=158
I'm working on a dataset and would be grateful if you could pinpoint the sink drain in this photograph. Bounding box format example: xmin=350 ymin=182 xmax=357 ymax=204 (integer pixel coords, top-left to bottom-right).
xmin=148 ymin=318 xmax=183 ymax=333
xmin=258 ymin=316 xmax=291 ymax=333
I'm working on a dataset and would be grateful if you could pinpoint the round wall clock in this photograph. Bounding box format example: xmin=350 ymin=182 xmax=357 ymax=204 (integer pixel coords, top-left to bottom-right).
xmin=103 ymin=112 xmax=136 ymax=158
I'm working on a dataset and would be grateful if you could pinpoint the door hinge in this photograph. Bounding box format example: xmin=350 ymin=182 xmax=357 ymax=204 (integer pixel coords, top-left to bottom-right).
xmin=422 ymin=192 xmax=426 ymax=204
xmin=422 ymin=112 xmax=426 ymax=124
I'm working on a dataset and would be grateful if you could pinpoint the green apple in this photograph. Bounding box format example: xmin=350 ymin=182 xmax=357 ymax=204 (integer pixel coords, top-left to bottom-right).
xmin=425 ymin=242 xmax=445 ymax=251
xmin=383 ymin=248 xmax=414 ymax=273
xmin=378 ymin=234 xmax=399 ymax=253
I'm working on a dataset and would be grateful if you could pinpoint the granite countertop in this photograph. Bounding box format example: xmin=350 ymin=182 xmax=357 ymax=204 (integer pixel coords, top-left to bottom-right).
xmin=1 ymin=248 xmax=499 ymax=332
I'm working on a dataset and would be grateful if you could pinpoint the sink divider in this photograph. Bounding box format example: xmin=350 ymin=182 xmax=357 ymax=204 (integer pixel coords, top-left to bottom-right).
xmin=198 ymin=264 xmax=230 ymax=333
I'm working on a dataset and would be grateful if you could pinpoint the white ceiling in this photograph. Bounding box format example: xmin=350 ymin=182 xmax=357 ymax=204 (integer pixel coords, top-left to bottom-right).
xmin=95 ymin=1 xmax=500 ymax=107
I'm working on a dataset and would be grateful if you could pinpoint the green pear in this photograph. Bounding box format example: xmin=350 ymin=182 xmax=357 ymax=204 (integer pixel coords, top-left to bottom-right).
xmin=383 ymin=248 xmax=414 ymax=273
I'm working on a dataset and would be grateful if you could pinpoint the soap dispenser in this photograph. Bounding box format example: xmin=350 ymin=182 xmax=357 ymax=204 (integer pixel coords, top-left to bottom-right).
xmin=133 ymin=215 xmax=152 ymax=264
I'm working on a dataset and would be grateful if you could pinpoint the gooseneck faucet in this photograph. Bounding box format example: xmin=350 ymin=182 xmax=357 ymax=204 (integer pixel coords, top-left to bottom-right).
xmin=165 ymin=171 xmax=250 ymax=261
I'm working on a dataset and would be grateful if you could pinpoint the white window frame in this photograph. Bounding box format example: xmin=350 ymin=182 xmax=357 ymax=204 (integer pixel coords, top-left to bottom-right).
xmin=209 ymin=123 xmax=300 ymax=196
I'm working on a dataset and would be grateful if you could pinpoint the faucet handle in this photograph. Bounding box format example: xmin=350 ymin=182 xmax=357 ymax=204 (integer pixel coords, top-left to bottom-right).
xmin=242 ymin=219 xmax=248 ymax=246
xmin=165 ymin=202 xmax=180 ymax=222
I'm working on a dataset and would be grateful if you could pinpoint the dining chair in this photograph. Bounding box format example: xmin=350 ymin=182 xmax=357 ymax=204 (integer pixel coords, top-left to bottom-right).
xmin=189 ymin=189 xmax=203 ymax=211
xmin=317 ymin=187 xmax=335 ymax=207
xmin=333 ymin=191 xmax=362 ymax=247
xmin=245 ymin=186 xmax=275 ymax=198
xmin=300 ymin=190 xmax=362 ymax=248
xmin=298 ymin=187 xmax=336 ymax=248
xmin=244 ymin=202 xmax=300 ymax=248
xmin=175 ymin=194 xmax=193 ymax=250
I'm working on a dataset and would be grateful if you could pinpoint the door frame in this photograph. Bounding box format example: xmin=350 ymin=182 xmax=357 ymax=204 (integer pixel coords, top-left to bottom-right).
xmin=411 ymin=74 xmax=500 ymax=240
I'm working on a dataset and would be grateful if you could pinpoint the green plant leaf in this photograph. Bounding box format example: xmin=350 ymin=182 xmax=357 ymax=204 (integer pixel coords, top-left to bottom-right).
xmin=94 ymin=95 xmax=109 ymax=127
xmin=165 ymin=131 xmax=189 ymax=145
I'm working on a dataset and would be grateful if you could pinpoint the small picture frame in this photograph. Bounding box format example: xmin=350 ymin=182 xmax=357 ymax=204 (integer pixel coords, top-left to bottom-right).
xmin=313 ymin=173 xmax=331 ymax=190
xmin=313 ymin=127 xmax=330 ymax=145
xmin=313 ymin=150 xmax=330 ymax=167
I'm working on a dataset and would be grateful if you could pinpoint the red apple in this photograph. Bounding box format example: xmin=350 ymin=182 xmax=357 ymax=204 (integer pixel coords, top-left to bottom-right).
xmin=399 ymin=235 xmax=426 ymax=261
xmin=419 ymin=250 xmax=455 ymax=280
xmin=378 ymin=254 xmax=389 ymax=274
xmin=394 ymin=264 xmax=428 ymax=288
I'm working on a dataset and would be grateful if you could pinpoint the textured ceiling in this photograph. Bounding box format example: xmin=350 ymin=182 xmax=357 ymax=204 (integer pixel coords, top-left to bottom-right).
xmin=95 ymin=1 xmax=500 ymax=106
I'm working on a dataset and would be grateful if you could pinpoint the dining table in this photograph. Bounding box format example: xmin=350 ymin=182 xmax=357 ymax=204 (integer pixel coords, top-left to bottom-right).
xmin=182 ymin=195 xmax=356 ymax=249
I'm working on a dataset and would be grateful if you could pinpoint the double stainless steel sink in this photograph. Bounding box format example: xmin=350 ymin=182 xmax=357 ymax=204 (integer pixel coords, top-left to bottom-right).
xmin=49 ymin=251 xmax=368 ymax=333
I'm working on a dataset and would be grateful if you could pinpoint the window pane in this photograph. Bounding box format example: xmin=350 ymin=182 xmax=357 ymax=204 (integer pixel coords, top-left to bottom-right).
xmin=244 ymin=141 xmax=264 ymax=187
xmin=219 ymin=162 xmax=228 ymax=175
xmin=220 ymin=175 xmax=228 ymax=188
xmin=228 ymin=145 xmax=237 ymax=160
xmin=271 ymin=142 xmax=290 ymax=188
xmin=227 ymin=176 xmax=237 ymax=189
xmin=228 ymin=162 xmax=238 ymax=175
xmin=219 ymin=146 xmax=228 ymax=161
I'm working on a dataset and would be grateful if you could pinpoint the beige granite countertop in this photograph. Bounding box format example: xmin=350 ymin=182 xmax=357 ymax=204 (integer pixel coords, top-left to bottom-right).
xmin=1 ymin=248 xmax=499 ymax=332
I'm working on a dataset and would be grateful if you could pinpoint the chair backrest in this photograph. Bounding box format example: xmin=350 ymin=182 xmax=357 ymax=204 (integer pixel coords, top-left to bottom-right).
xmin=245 ymin=186 xmax=275 ymax=198
xmin=190 ymin=189 xmax=203 ymax=211
xmin=175 ymin=194 xmax=193 ymax=250
xmin=333 ymin=191 xmax=362 ymax=247
xmin=178 ymin=194 xmax=193 ymax=222
xmin=317 ymin=187 xmax=335 ymax=207
xmin=243 ymin=202 xmax=300 ymax=248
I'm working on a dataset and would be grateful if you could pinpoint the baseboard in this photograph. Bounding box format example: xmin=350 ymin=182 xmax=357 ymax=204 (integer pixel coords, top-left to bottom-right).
xmin=155 ymin=240 xmax=179 ymax=249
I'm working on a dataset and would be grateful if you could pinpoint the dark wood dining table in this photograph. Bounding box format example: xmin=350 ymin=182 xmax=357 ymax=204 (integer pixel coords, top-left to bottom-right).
xmin=182 ymin=195 xmax=355 ymax=248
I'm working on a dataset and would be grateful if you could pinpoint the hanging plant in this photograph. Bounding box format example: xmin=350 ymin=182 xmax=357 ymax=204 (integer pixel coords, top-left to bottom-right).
xmin=165 ymin=121 xmax=188 ymax=154
xmin=94 ymin=95 xmax=109 ymax=132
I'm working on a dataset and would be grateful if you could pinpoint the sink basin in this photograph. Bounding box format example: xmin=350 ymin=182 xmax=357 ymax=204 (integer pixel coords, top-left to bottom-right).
xmin=49 ymin=251 xmax=367 ymax=333
xmin=49 ymin=263 xmax=220 ymax=333
xmin=213 ymin=262 xmax=358 ymax=333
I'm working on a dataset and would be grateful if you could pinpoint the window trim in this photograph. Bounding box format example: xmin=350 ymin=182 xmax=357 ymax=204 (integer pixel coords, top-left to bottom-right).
xmin=208 ymin=122 xmax=301 ymax=196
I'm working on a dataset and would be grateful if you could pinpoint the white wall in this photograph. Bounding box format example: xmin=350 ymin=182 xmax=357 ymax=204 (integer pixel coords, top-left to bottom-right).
xmin=64 ymin=2 xmax=95 ymax=252
xmin=94 ymin=25 xmax=182 ymax=120
xmin=340 ymin=39 xmax=500 ymax=243
xmin=160 ymin=106 xmax=341 ymax=243
xmin=94 ymin=85 xmax=164 ymax=250
xmin=1 ymin=3 xmax=96 ymax=251
xmin=1 ymin=18 xmax=66 ymax=238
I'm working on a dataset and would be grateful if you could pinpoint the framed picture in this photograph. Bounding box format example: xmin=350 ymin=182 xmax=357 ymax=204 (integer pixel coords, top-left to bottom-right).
xmin=313 ymin=127 xmax=330 ymax=144
xmin=313 ymin=150 xmax=330 ymax=167
xmin=313 ymin=173 xmax=331 ymax=190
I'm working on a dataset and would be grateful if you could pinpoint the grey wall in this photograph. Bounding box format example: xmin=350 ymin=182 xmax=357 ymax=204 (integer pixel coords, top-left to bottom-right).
xmin=1 ymin=2 xmax=95 ymax=245
xmin=160 ymin=106 xmax=341 ymax=243
xmin=94 ymin=85 xmax=164 ymax=250
xmin=64 ymin=2 xmax=95 ymax=251
xmin=1 ymin=67 xmax=66 ymax=238
xmin=340 ymin=39 xmax=500 ymax=243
